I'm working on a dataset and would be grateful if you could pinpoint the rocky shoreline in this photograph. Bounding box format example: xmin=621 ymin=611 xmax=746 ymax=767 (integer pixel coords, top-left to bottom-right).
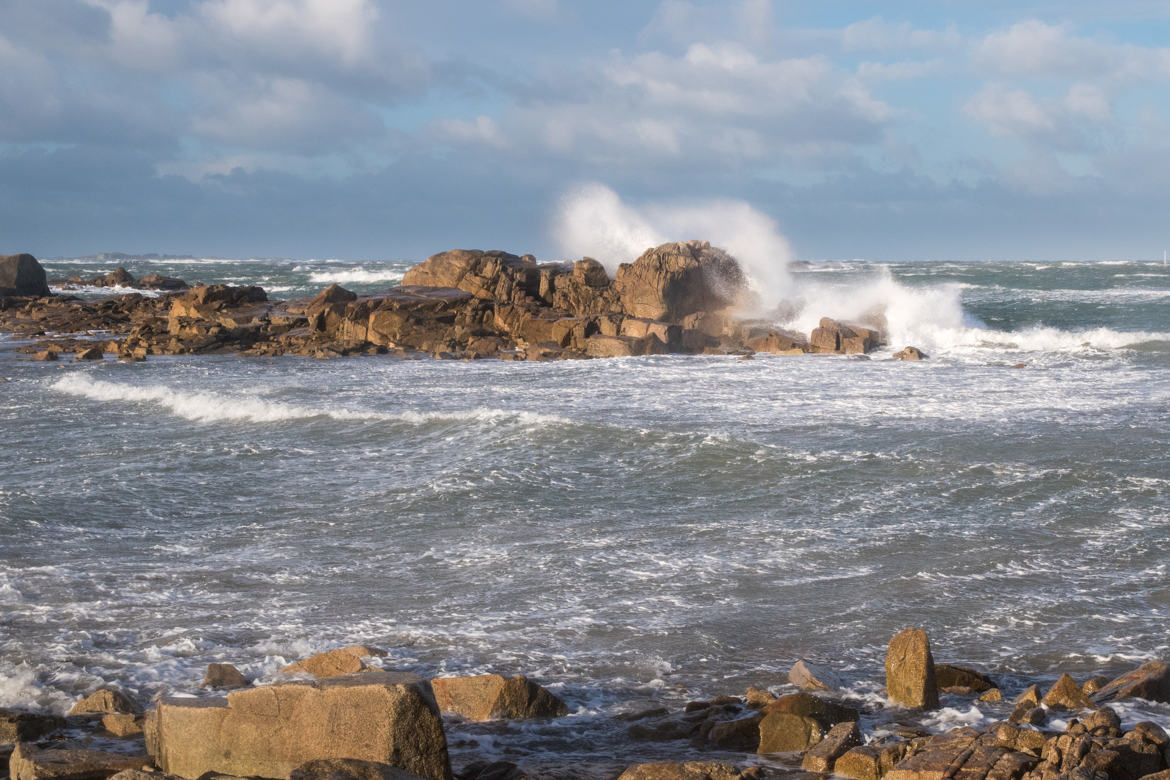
xmin=0 ymin=245 xmax=927 ymax=363
xmin=3 ymin=630 xmax=1169 ymax=780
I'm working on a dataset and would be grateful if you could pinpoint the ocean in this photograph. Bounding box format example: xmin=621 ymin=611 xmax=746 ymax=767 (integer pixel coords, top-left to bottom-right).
xmin=2 ymin=255 xmax=1169 ymax=774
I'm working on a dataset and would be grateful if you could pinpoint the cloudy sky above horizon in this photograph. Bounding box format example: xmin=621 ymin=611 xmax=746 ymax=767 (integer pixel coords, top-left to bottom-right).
xmin=3 ymin=0 xmax=1170 ymax=261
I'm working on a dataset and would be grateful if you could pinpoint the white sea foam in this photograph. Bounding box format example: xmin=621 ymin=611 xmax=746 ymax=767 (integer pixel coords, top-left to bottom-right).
xmin=49 ymin=284 xmax=163 ymax=298
xmin=307 ymin=268 xmax=404 ymax=286
xmin=49 ymin=374 xmax=572 ymax=427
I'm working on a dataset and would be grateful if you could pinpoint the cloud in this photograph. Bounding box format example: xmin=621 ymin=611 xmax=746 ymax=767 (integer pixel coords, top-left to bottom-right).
xmin=963 ymin=82 xmax=1113 ymax=148
xmin=842 ymin=18 xmax=960 ymax=52
xmin=199 ymin=0 xmax=379 ymax=68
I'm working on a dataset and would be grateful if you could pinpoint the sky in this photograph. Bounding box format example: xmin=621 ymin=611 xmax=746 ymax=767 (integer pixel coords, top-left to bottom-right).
xmin=3 ymin=0 xmax=1170 ymax=262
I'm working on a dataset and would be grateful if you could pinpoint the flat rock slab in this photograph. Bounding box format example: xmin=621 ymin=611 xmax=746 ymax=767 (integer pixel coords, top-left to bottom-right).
xmin=885 ymin=728 xmax=1039 ymax=780
xmin=9 ymin=742 xmax=149 ymax=780
xmin=150 ymin=671 xmax=450 ymax=780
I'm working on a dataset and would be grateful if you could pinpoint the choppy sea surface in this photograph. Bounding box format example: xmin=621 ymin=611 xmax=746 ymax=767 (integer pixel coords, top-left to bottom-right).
xmin=2 ymin=255 xmax=1169 ymax=772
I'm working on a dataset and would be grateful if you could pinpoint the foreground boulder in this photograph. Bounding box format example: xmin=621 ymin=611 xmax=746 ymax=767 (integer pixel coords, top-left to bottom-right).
xmin=429 ymin=674 xmax=567 ymax=721
xmin=148 ymin=672 xmax=450 ymax=780
xmin=9 ymin=742 xmax=149 ymax=780
xmin=0 ymin=254 xmax=50 ymax=297
xmin=885 ymin=628 xmax=939 ymax=709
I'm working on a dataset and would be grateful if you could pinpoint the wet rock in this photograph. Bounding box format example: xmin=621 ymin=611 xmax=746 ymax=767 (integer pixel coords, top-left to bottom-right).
xmin=802 ymin=720 xmax=862 ymax=772
xmin=8 ymin=742 xmax=149 ymax=780
xmin=893 ymin=346 xmax=928 ymax=361
xmin=0 ymin=254 xmax=50 ymax=297
xmin=627 ymin=714 xmax=700 ymax=742
xmin=616 ymin=706 xmax=669 ymax=722
xmin=75 ymin=346 xmax=104 ymax=361
xmin=1094 ymin=662 xmax=1170 ymax=705
xmin=1017 ymin=686 xmax=1043 ymax=706
xmin=744 ymin=687 xmax=776 ymax=709
xmin=757 ymin=692 xmax=859 ymax=754
xmin=707 ymin=713 xmax=765 ymax=752
xmin=1043 ymin=674 xmax=1094 ymax=711
xmin=885 ymin=727 xmax=1039 ymax=780
xmin=613 ymin=241 xmax=746 ymax=322
xmin=280 ymin=646 xmax=385 ymax=678
xmin=455 ymin=761 xmax=527 ymax=780
xmin=1083 ymin=708 xmax=1122 ymax=737
xmin=201 ymin=664 xmax=248 ymax=690
xmin=810 ymin=318 xmax=883 ymax=355
xmin=936 ymin=665 xmax=995 ymax=693
xmin=428 ymin=674 xmax=567 ymax=722
xmin=885 ymin=628 xmax=940 ymax=710
xmin=135 ymin=274 xmax=187 ymax=291
xmin=616 ymin=762 xmax=759 ymax=780
xmin=834 ymin=746 xmax=882 ymax=780
xmin=101 ymin=713 xmax=144 ymax=737
xmin=149 ymin=671 xmax=450 ymax=780
xmin=289 ymin=758 xmax=428 ymax=780
xmin=980 ymin=689 xmax=1003 ymax=703
xmin=789 ymin=660 xmax=843 ymax=692
xmin=91 ymin=268 xmax=136 ymax=288
xmin=69 ymin=688 xmax=141 ymax=716
xmin=0 ymin=710 xmax=66 ymax=744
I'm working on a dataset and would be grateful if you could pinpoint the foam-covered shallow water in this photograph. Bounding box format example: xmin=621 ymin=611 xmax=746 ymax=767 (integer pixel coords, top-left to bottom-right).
xmin=3 ymin=257 xmax=1170 ymax=772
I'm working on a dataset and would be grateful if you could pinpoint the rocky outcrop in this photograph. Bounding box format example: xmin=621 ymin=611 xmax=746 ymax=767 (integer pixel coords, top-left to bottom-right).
xmin=429 ymin=674 xmax=567 ymax=721
xmin=9 ymin=742 xmax=149 ymax=780
xmin=613 ymin=241 xmax=745 ymax=322
xmin=148 ymin=672 xmax=450 ymax=780
xmin=886 ymin=628 xmax=940 ymax=710
xmin=0 ymin=254 xmax=50 ymax=298
xmin=53 ymin=267 xmax=188 ymax=292
xmin=884 ymin=727 xmax=1038 ymax=780
xmin=810 ymin=318 xmax=883 ymax=355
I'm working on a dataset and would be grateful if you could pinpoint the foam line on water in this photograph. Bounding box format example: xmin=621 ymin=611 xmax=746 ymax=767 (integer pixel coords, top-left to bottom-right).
xmin=307 ymin=268 xmax=405 ymax=285
xmin=49 ymin=374 xmax=572 ymax=427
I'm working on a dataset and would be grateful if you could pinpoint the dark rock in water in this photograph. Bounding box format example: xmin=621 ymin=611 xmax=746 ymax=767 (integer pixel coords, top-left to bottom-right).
xmin=290 ymin=758 xmax=428 ymax=780
xmin=201 ymin=663 xmax=249 ymax=690
xmin=135 ymin=274 xmax=187 ymax=291
xmin=75 ymin=346 xmax=104 ymax=361
xmin=935 ymin=664 xmax=995 ymax=693
xmin=613 ymin=240 xmax=746 ymax=322
xmin=616 ymin=762 xmax=761 ymax=780
xmin=0 ymin=254 xmax=50 ymax=297
xmin=885 ymin=628 xmax=939 ymax=710
xmin=1094 ymin=661 xmax=1170 ymax=704
xmin=69 ymin=687 xmax=141 ymax=716
xmin=149 ymin=671 xmax=450 ymax=780
xmin=92 ymin=267 xmax=136 ymax=288
xmin=8 ymin=742 xmax=149 ymax=780
xmin=429 ymin=674 xmax=567 ymax=721
xmin=0 ymin=709 xmax=66 ymax=744
xmin=757 ymin=692 xmax=859 ymax=753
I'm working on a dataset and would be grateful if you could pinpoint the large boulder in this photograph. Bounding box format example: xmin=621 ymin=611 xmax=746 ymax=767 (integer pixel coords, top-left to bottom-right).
xmin=885 ymin=628 xmax=940 ymax=710
xmin=69 ymin=687 xmax=141 ymax=716
xmin=1094 ymin=661 xmax=1170 ymax=704
xmin=428 ymin=674 xmax=567 ymax=721
xmin=148 ymin=672 xmax=450 ymax=780
xmin=756 ymin=692 xmax=859 ymax=754
xmin=801 ymin=720 xmax=862 ymax=772
xmin=9 ymin=742 xmax=149 ymax=780
xmin=1042 ymin=673 xmax=1094 ymax=710
xmin=613 ymin=241 xmax=746 ymax=322
xmin=809 ymin=318 xmax=882 ymax=354
xmin=0 ymin=254 xmax=50 ymax=297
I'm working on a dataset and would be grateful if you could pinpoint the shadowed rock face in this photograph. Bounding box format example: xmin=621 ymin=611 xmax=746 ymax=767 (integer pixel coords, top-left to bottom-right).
xmin=0 ymin=254 xmax=50 ymax=297
xmin=885 ymin=628 xmax=940 ymax=710
xmin=429 ymin=674 xmax=568 ymax=721
xmin=149 ymin=672 xmax=451 ymax=780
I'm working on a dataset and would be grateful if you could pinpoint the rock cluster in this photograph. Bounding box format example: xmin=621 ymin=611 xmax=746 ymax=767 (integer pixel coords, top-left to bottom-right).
xmin=0 ymin=247 xmax=902 ymax=362
xmin=51 ymin=267 xmax=188 ymax=292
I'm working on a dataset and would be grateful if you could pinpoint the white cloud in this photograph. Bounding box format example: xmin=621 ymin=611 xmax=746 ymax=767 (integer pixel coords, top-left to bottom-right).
xmin=964 ymin=82 xmax=1113 ymax=149
xmin=965 ymin=85 xmax=1055 ymax=138
xmin=81 ymin=0 xmax=184 ymax=69
xmin=975 ymin=21 xmax=1108 ymax=77
xmin=1064 ymin=83 xmax=1111 ymax=121
xmin=857 ymin=60 xmax=942 ymax=82
xmin=199 ymin=0 xmax=378 ymax=68
xmin=842 ymin=18 xmax=960 ymax=52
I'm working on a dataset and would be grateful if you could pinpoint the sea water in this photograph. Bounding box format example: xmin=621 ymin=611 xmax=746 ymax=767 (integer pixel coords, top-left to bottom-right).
xmin=1 ymin=256 xmax=1168 ymax=773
